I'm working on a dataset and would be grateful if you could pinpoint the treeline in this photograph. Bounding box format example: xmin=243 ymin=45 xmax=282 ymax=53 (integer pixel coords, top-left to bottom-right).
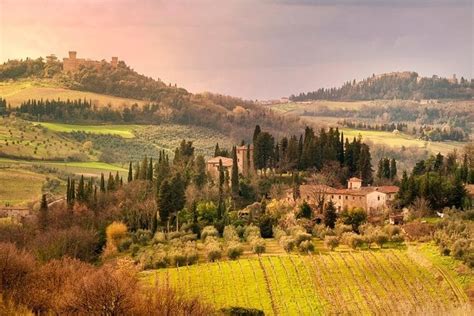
xmin=397 ymin=152 xmax=473 ymax=210
xmin=252 ymin=125 xmax=373 ymax=185
xmin=290 ymin=72 xmax=473 ymax=101
xmin=341 ymin=120 xmax=407 ymax=132
xmin=12 ymin=97 xmax=302 ymax=141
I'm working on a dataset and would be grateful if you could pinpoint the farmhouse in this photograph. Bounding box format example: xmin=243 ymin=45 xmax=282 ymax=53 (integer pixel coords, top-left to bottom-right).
xmin=206 ymin=145 xmax=254 ymax=180
xmin=287 ymin=177 xmax=398 ymax=216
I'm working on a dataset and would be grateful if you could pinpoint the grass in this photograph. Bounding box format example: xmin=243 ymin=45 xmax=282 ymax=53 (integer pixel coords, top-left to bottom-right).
xmin=267 ymin=100 xmax=369 ymax=114
xmin=0 ymin=80 xmax=146 ymax=108
xmin=140 ymin=243 xmax=469 ymax=315
xmin=0 ymin=117 xmax=97 ymax=160
xmin=338 ymin=127 xmax=465 ymax=156
xmin=0 ymin=168 xmax=49 ymax=206
xmin=39 ymin=122 xmax=138 ymax=138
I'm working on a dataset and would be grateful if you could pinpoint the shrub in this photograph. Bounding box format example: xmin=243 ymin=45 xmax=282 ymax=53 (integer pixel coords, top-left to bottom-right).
xmin=335 ymin=224 xmax=353 ymax=237
xmin=273 ymin=227 xmax=287 ymax=241
xmin=312 ymin=225 xmax=334 ymax=239
xmin=169 ymin=250 xmax=187 ymax=267
xmin=342 ymin=232 xmax=364 ymax=249
xmin=324 ymin=236 xmax=339 ymax=251
xmin=251 ymin=238 xmax=266 ymax=255
xmin=105 ymin=221 xmax=128 ymax=249
xmin=244 ymin=225 xmax=261 ymax=241
xmin=298 ymin=240 xmax=315 ymax=253
xmin=179 ymin=233 xmax=197 ymax=243
xmin=206 ymin=242 xmax=222 ymax=262
xmin=390 ymin=234 xmax=405 ymax=244
xmin=226 ymin=242 xmax=244 ymax=260
xmin=201 ymin=226 xmax=219 ymax=241
xmin=451 ymin=239 xmax=469 ymax=259
xmin=294 ymin=232 xmax=312 ymax=246
xmin=223 ymin=225 xmax=239 ymax=242
xmin=220 ymin=307 xmax=264 ymax=315
xmin=374 ymin=231 xmax=389 ymax=248
xmin=185 ymin=248 xmax=199 ymax=265
xmin=118 ymin=238 xmax=133 ymax=252
xmin=153 ymin=232 xmax=167 ymax=244
xmin=279 ymin=236 xmax=295 ymax=253
xmin=132 ymin=229 xmax=153 ymax=245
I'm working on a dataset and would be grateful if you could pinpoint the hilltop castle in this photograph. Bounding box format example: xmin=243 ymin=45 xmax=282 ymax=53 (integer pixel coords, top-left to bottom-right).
xmin=62 ymin=51 xmax=118 ymax=72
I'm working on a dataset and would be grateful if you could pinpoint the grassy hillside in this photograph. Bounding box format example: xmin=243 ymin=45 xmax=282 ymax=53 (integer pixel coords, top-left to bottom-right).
xmin=338 ymin=126 xmax=465 ymax=156
xmin=0 ymin=80 xmax=146 ymax=108
xmin=141 ymin=245 xmax=470 ymax=315
xmin=39 ymin=122 xmax=138 ymax=138
xmin=268 ymin=100 xmax=369 ymax=115
xmin=0 ymin=117 xmax=96 ymax=160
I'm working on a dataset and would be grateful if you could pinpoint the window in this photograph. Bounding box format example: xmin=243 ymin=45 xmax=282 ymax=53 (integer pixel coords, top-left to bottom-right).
xmin=339 ymin=195 xmax=341 ymax=199
xmin=377 ymin=196 xmax=380 ymax=201
xmin=352 ymin=196 xmax=355 ymax=200
xmin=345 ymin=196 xmax=348 ymax=200
xmin=331 ymin=195 xmax=334 ymax=199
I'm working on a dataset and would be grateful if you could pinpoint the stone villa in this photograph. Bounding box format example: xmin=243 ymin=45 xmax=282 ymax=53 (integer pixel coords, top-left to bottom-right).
xmin=206 ymin=145 xmax=254 ymax=180
xmin=288 ymin=177 xmax=399 ymax=216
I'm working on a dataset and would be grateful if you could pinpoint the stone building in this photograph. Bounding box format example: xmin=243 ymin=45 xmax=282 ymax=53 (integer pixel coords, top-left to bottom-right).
xmin=236 ymin=145 xmax=254 ymax=177
xmin=287 ymin=177 xmax=399 ymax=216
xmin=63 ymin=51 xmax=118 ymax=72
xmin=206 ymin=156 xmax=233 ymax=180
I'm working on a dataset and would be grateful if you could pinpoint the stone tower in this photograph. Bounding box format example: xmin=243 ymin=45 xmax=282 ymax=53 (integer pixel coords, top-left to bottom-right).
xmin=236 ymin=145 xmax=254 ymax=177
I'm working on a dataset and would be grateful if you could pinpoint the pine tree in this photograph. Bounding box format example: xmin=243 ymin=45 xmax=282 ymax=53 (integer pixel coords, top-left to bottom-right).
xmin=128 ymin=162 xmax=133 ymax=183
xmin=38 ymin=194 xmax=49 ymax=231
xmin=231 ymin=146 xmax=239 ymax=196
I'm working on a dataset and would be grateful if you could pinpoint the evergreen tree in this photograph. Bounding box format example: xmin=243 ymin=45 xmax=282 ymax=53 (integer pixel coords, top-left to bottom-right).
xmin=70 ymin=179 xmax=76 ymax=201
xmin=107 ymin=172 xmax=115 ymax=191
xmin=134 ymin=162 xmax=140 ymax=180
xmin=147 ymin=158 xmax=154 ymax=181
xmin=358 ymin=144 xmax=373 ymax=185
xmin=323 ymin=200 xmax=337 ymax=229
xmin=450 ymin=171 xmax=467 ymax=209
xmin=377 ymin=158 xmax=384 ymax=179
xmin=299 ymin=201 xmax=312 ymax=219
xmin=254 ymin=132 xmax=275 ymax=175
xmin=217 ymin=159 xmax=225 ymax=219
xmin=194 ymin=155 xmax=207 ymax=189
xmin=382 ymin=158 xmax=390 ymax=179
xmin=139 ymin=156 xmax=148 ymax=180
xmin=214 ymin=143 xmax=220 ymax=157
xmin=127 ymin=162 xmax=133 ymax=183
xmin=390 ymin=158 xmax=397 ymax=180
xmin=231 ymin=146 xmax=239 ymax=196
xmin=100 ymin=173 xmax=106 ymax=193
xmin=433 ymin=153 xmax=444 ymax=172
xmin=252 ymin=125 xmax=261 ymax=144
xmin=158 ymin=180 xmax=172 ymax=224
xmin=77 ymin=175 xmax=85 ymax=202
xmin=114 ymin=172 xmax=120 ymax=186
xmin=170 ymin=173 xmax=186 ymax=214
xmin=38 ymin=194 xmax=49 ymax=231
xmin=66 ymin=177 xmax=71 ymax=205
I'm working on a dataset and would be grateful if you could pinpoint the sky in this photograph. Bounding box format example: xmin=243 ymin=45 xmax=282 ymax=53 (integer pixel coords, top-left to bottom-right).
xmin=0 ymin=0 xmax=472 ymax=99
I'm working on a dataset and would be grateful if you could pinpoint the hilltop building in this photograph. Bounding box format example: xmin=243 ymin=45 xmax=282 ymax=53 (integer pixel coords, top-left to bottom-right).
xmin=287 ymin=177 xmax=398 ymax=217
xmin=63 ymin=51 xmax=118 ymax=72
xmin=206 ymin=156 xmax=233 ymax=180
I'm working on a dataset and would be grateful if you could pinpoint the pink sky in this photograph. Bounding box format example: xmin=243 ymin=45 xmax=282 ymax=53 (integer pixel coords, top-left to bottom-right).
xmin=1 ymin=0 xmax=472 ymax=99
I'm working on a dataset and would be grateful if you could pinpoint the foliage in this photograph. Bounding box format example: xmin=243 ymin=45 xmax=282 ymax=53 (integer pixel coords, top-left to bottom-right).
xmin=324 ymin=236 xmax=340 ymax=251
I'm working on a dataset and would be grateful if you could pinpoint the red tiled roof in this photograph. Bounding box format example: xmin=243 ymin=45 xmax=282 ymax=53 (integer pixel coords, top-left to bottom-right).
xmin=206 ymin=156 xmax=233 ymax=167
xmin=297 ymin=184 xmax=399 ymax=197
xmin=376 ymin=186 xmax=399 ymax=194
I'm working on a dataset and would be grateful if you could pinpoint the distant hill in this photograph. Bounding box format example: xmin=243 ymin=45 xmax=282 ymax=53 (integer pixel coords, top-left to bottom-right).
xmin=290 ymin=71 xmax=472 ymax=101
xmin=0 ymin=56 xmax=302 ymax=141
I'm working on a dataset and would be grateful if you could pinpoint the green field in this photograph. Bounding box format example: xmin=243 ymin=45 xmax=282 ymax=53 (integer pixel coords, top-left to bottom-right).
xmin=339 ymin=127 xmax=465 ymax=156
xmin=141 ymin=245 xmax=470 ymax=315
xmin=0 ymin=168 xmax=53 ymax=206
xmin=39 ymin=122 xmax=138 ymax=138
xmin=0 ymin=80 xmax=146 ymax=108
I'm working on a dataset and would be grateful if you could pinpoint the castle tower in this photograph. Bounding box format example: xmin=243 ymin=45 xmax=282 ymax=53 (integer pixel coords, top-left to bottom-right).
xmin=236 ymin=145 xmax=254 ymax=177
xmin=68 ymin=51 xmax=77 ymax=59
xmin=348 ymin=177 xmax=362 ymax=190
xmin=111 ymin=57 xmax=118 ymax=68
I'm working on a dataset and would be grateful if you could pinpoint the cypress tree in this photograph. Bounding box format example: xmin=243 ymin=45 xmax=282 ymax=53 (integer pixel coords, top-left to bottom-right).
xmin=358 ymin=144 xmax=373 ymax=185
xmin=390 ymin=158 xmax=397 ymax=180
xmin=115 ymin=171 xmax=120 ymax=186
xmin=128 ymin=162 xmax=133 ymax=183
xmin=107 ymin=172 xmax=115 ymax=191
xmin=100 ymin=173 xmax=106 ymax=193
xmin=70 ymin=179 xmax=76 ymax=201
xmin=382 ymin=158 xmax=391 ymax=179
xmin=38 ymin=194 xmax=49 ymax=231
xmin=231 ymin=146 xmax=239 ymax=196
xmin=140 ymin=156 xmax=148 ymax=180
xmin=147 ymin=158 xmax=154 ymax=181
xmin=134 ymin=163 xmax=140 ymax=180
xmin=217 ymin=159 xmax=225 ymax=219
xmin=323 ymin=200 xmax=337 ymax=229
xmin=214 ymin=143 xmax=220 ymax=157
xmin=158 ymin=180 xmax=172 ymax=224
xmin=66 ymin=177 xmax=71 ymax=205
xmin=252 ymin=125 xmax=261 ymax=144
xmin=77 ymin=175 xmax=85 ymax=202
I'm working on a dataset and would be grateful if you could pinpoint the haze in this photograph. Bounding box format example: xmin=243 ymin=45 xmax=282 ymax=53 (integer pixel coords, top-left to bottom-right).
xmin=1 ymin=0 xmax=472 ymax=99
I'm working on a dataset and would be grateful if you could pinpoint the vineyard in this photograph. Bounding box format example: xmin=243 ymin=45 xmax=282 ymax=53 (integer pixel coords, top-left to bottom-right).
xmin=142 ymin=249 xmax=469 ymax=315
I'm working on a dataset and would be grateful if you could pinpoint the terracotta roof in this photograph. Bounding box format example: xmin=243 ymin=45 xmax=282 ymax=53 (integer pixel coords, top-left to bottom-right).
xmin=297 ymin=184 xmax=399 ymax=197
xmin=206 ymin=156 xmax=233 ymax=167
xmin=349 ymin=177 xmax=362 ymax=182
xmin=466 ymin=184 xmax=474 ymax=196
